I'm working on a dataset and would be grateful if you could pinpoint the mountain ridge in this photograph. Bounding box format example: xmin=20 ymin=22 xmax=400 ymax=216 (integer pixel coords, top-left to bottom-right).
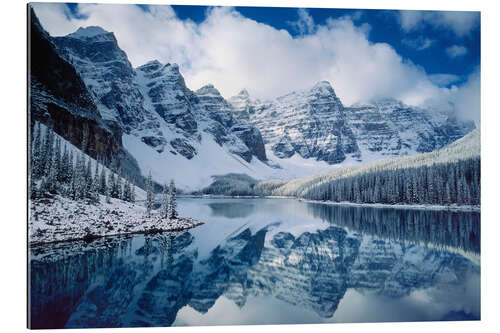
xmin=30 ymin=6 xmax=477 ymax=189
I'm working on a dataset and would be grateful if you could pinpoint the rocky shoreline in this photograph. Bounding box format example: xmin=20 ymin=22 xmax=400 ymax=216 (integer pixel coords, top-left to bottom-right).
xmin=29 ymin=195 xmax=203 ymax=245
xmin=300 ymin=199 xmax=481 ymax=212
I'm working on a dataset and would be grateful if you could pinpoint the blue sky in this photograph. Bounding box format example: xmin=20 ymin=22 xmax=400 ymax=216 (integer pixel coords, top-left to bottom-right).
xmin=62 ymin=3 xmax=479 ymax=88
xmin=33 ymin=2 xmax=480 ymax=122
xmin=156 ymin=4 xmax=480 ymax=87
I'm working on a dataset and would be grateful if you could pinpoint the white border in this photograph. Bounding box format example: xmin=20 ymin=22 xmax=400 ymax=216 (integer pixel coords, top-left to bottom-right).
xmin=1 ymin=0 xmax=498 ymax=332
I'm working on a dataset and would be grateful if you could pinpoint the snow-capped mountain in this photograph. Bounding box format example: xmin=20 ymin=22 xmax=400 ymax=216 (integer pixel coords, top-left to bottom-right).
xmin=231 ymin=81 xmax=359 ymax=164
xmin=30 ymin=6 xmax=476 ymax=190
xmin=47 ymin=24 xmax=270 ymax=189
xmin=229 ymin=83 xmax=475 ymax=164
xmin=346 ymin=98 xmax=475 ymax=156
xmin=28 ymin=8 xmax=136 ymax=174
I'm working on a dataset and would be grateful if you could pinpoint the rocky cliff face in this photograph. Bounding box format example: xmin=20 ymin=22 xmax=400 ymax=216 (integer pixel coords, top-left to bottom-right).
xmin=51 ymin=26 xmax=267 ymax=167
xmin=233 ymin=82 xmax=359 ymax=164
xmin=346 ymin=98 xmax=476 ymax=156
xmin=53 ymin=26 xmax=149 ymax=130
xmin=229 ymin=83 xmax=475 ymax=164
xmin=29 ymin=8 xmax=122 ymax=164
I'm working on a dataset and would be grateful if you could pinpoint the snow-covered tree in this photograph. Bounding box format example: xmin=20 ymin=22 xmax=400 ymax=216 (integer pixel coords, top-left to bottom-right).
xmin=90 ymin=162 xmax=100 ymax=203
xmin=31 ymin=122 xmax=42 ymax=179
xmin=145 ymin=171 xmax=154 ymax=216
xmin=117 ymin=174 xmax=123 ymax=200
xmin=130 ymin=182 xmax=136 ymax=203
xmin=167 ymin=179 xmax=177 ymax=219
xmin=108 ymin=171 xmax=116 ymax=198
xmin=160 ymin=183 xmax=168 ymax=218
xmin=99 ymin=166 xmax=107 ymax=195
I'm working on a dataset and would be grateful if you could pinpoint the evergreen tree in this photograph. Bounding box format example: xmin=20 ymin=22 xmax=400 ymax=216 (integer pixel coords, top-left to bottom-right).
xmin=59 ymin=144 xmax=69 ymax=183
xmin=90 ymin=162 xmax=100 ymax=203
xmin=167 ymin=179 xmax=177 ymax=219
xmin=53 ymin=137 xmax=61 ymax=181
xmin=105 ymin=181 xmax=111 ymax=204
xmin=145 ymin=171 xmax=154 ymax=216
xmin=100 ymin=166 xmax=107 ymax=195
xmin=108 ymin=171 xmax=116 ymax=198
xmin=46 ymin=152 xmax=58 ymax=194
xmin=160 ymin=183 xmax=168 ymax=218
xmin=41 ymin=125 xmax=54 ymax=176
xmin=130 ymin=182 xmax=136 ymax=203
xmin=117 ymin=175 xmax=123 ymax=200
xmin=31 ymin=122 xmax=42 ymax=179
xmin=68 ymin=171 xmax=76 ymax=200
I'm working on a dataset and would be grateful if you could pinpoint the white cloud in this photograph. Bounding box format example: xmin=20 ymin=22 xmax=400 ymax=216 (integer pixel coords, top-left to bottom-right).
xmin=446 ymin=45 xmax=468 ymax=58
xmin=398 ymin=10 xmax=479 ymax=37
xmin=424 ymin=69 xmax=480 ymax=125
xmin=453 ymin=70 xmax=480 ymax=125
xmin=31 ymin=3 xmax=475 ymax=110
xmin=428 ymin=73 xmax=460 ymax=87
xmin=289 ymin=8 xmax=315 ymax=35
xmin=402 ymin=36 xmax=435 ymax=51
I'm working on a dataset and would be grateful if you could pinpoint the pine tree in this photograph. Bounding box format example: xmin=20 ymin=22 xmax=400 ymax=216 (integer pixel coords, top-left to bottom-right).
xmin=146 ymin=171 xmax=154 ymax=216
xmin=59 ymin=143 xmax=68 ymax=183
xmin=53 ymin=137 xmax=61 ymax=181
xmin=160 ymin=183 xmax=168 ymax=218
xmin=130 ymin=182 xmax=136 ymax=203
xmin=69 ymin=167 xmax=77 ymax=200
xmin=108 ymin=171 xmax=116 ymax=198
xmin=117 ymin=175 xmax=123 ymax=200
xmin=90 ymin=162 xmax=100 ymax=203
xmin=85 ymin=156 xmax=92 ymax=197
xmin=31 ymin=122 xmax=42 ymax=179
xmin=41 ymin=125 xmax=54 ymax=176
xmin=99 ymin=166 xmax=107 ymax=195
xmin=46 ymin=152 xmax=58 ymax=194
xmin=105 ymin=182 xmax=111 ymax=204
xmin=167 ymin=179 xmax=177 ymax=219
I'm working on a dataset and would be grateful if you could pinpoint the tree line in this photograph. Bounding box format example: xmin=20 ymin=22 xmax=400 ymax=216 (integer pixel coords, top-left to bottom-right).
xmin=145 ymin=171 xmax=178 ymax=219
xmin=30 ymin=122 xmax=181 ymax=220
xmin=301 ymin=157 xmax=480 ymax=206
xmin=30 ymin=122 xmax=136 ymax=203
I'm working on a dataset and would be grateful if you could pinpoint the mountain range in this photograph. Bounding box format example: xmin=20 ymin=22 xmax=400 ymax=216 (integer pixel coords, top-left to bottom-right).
xmin=29 ymin=8 xmax=475 ymax=190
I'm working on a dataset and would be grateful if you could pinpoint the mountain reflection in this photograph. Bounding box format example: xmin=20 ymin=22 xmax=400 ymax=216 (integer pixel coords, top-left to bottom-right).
xmin=29 ymin=202 xmax=480 ymax=328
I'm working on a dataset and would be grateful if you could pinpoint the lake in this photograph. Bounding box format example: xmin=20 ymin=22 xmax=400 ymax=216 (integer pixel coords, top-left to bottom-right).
xmin=28 ymin=198 xmax=480 ymax=328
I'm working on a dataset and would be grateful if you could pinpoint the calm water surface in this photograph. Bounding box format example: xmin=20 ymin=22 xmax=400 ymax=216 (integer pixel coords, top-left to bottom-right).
xmin=29 ymin=198 xmax=480 ymax=328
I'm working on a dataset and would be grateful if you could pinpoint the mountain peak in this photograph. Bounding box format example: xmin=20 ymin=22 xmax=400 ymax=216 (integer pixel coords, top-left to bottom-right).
xmin=137 ymin=60 xmax=163 ymax=73
xmin=67 ymin=26 xmax=111 ymax=40
xmin=238 ymin=89 xmax=250 ymax=98
xmin=310 ymin=81 xmax=335 ymax=96
xmin=196 ymin=84 xmax=222 ymax=97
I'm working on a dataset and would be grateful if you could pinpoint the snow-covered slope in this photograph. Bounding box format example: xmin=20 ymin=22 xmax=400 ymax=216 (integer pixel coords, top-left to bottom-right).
xmin=52 ymin=27 xmax=273 ymax=190
xmin=263 ymin=128 xmax=480 ymax=197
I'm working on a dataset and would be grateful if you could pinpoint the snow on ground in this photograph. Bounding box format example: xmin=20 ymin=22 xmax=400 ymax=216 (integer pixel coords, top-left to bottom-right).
xmin=124 ymin=132 xmax=275 ymax=191
xmin=28 ymin=195 xmax=203 ymax=245
xmin=122 ymin=131 xmax=370 ymax=192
